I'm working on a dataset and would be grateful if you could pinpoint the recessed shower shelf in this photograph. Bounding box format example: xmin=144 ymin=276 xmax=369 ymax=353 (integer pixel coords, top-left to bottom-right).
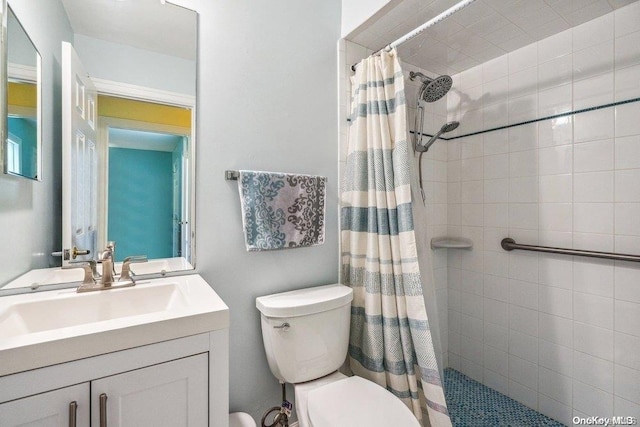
xmin=431 ymin=237 xmax=473 ymax=250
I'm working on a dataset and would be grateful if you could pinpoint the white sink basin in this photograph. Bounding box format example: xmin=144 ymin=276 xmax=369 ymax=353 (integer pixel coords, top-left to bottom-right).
xmin=0 ymin=274 xmax=228 ymax=376
xmin=0 ymin=283 xmax=187 ymax=339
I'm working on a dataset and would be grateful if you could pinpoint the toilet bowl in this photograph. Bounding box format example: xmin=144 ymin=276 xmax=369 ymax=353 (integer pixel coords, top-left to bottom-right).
xmin=256 ymin=284 xmax=420 ymax=427
xmin=229 ymin=412 xmax=256 ymax=427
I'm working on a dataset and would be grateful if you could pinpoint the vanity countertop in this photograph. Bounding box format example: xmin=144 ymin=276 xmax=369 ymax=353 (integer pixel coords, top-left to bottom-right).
xmin=0 ymin=274 xmax=228 ymax=377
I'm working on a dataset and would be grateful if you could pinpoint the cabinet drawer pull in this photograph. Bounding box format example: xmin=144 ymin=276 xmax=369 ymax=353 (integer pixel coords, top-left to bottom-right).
xmin=99 ymin=393 xmax=108 ymax=427
xmin=69 ymin=401 xmax=77 ymax=427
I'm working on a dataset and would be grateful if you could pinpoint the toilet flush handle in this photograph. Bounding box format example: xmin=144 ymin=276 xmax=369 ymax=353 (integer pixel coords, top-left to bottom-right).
xmin=273 ymin=322 xmax=290 ymax=331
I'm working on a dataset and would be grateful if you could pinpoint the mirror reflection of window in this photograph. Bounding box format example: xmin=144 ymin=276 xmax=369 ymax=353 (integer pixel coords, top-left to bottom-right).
xmin=6 ymin=136 xmax=21 ymax=175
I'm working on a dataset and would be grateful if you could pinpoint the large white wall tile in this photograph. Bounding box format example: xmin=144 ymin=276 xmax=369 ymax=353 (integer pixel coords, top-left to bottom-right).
xmin=615 ymin=64 xmax=640 ymax=101
xmin=538 ymin=55 xmax=573 ymax=90
xmin=538 ymin=29 xmax=572 ymax=64
xmin=538 ymin=254 xmax=573 ymax=289
xmin=574 ymin=350 xmax=614 ymax=393
xmin=574 ymin=203 xmax=613 ymax=234
xmin=615 ymin=30 xmax=640 ymax=70
xmin=573 ymin=380 xmax=613 ymax=416
xmin=509 ymin=380 xmax=538 ymax=410
xmin=573 ymin=72 xmax=613 ymax=110
xmin=574 ymin=259 xmax=614 ymax=297
xmin=539 ymin=203 xmax=572 ymax=232
xmin=615 ymin=169 xmax=640 ymax=202
xmin=615 ymin=135 xmax=640 ymax=169
xmin=574 ymin=171 xmax=613 ymax=202
xmin=539 ymin=366 xmax=572 ymax=405
xmin=615 ymin=203 xmax=640 ymax=236
xmin=539 ymin=145 xmax=572 ymax=175
xmin=509 ymin=279 xmax=538 ymax=310
xmin=615 ymin=0 xmax=640 ymax=37
xmin=574 ymin=139 xmax=614 ymax=172
xmin=573 ymin=40 xmax=613 ymax=81
xmin=614 ymin=300 xmax=640 ymax=337
xmin=538 ymin=338 xmax=573 ymax=375
xmin=539 ymin=174 xmax=572 ymax=203
xmin=615 ymin=332 xmax=640 ymax=371
xmin=538 ymin=394 xmax=573 ymax=427
xmin=615 ymin=264 xmax=640 ymax=304
xmin=574 ymin=322 xmax=614 ymax=361
xmin=574 ymin=109 xmax=614 ymax=143
xmin=573 ymin=292 xmax=613 ymax=329
xmin=539 ymin=285 xmax=573 ymax=319
xmin=614 ymin=365 xmax=640 ymax=405
xmin=615 ymin=102 xmax=640 ymax=137
xmin=509 ymin=304 xmax=538 ymax=337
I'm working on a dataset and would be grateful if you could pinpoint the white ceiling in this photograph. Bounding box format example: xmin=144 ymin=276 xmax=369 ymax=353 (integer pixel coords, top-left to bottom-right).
xmin=60 ymin=0 xmax=197 ymax=61
xmin=348 ymin=0 xmax=638 ymax=75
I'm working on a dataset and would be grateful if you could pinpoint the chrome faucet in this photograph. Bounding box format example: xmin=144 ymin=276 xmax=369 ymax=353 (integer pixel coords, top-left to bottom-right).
xmin=63 ymin=241 xmax=148 ymax=293
xmin=98 ymin=241 xmax=116 ymax=286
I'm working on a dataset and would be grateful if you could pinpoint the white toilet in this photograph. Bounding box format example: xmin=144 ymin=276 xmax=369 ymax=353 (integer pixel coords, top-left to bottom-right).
xmin=256 ymin=284 xmax=420 ymax=427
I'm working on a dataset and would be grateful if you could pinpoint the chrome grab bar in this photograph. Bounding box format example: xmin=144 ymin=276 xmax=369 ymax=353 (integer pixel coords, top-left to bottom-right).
xmin=501 ymin=238 xmax=640 ymax=263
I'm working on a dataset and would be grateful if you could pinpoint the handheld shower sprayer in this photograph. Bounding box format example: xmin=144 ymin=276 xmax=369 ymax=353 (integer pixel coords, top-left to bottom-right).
xmin=416 ymin=121 xmax=460 ymax=152
xmin=416 ymin=121 xmax=460 ymax=205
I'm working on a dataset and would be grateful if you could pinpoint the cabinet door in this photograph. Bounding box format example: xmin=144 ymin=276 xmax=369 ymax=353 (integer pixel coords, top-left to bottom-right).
xmin=0 ymin=383 xmax=90 ymax=427
xmin=91 ymin=354 xmax=208 ymax=427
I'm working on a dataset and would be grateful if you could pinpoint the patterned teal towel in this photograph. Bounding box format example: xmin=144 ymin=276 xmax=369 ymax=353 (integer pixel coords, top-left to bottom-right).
xmin=237 ymin=170 xmax=326 ymax=251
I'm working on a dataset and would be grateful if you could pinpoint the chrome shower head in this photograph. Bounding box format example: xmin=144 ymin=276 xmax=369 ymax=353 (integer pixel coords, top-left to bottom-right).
xmin=417 ymin=121 xmax=460 ymax=152
xmin=410 ymin=71 xmax=453 ymax=103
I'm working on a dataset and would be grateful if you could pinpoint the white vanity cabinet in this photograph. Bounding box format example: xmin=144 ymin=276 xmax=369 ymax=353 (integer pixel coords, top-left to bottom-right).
xmin=0 ymin=332 xmax=228 ymax=427
xmin=90 ymin=354 xmax=208 ymax=426
xmin=0 ymin=383 xmax=90 ymax=426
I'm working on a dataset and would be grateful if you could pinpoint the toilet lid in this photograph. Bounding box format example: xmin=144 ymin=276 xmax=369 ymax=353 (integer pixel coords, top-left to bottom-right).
xmin=307 ymin=376 xmax=420 ymax=427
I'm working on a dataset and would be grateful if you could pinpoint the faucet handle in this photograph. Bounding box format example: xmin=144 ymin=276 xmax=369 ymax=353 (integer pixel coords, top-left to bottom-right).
xmin=63 ymin=262 xmax=96 ymax=286
xmin=71 ymin=259 xmax=99 ymax=278
xmin=120 ymin=255 xmax=148 ymax=282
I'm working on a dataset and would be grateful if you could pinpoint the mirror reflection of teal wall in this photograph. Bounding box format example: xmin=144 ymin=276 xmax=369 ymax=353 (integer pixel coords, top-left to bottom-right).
xmin=108 ymin=145 xmax=176 ymax=262
xmin=7 ymin=118 xmax=37 ymax=178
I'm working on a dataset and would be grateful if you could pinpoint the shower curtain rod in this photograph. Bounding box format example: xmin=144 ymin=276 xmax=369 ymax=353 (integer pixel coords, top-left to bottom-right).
xmin=351 ymin=0 xmax=478 ymax=71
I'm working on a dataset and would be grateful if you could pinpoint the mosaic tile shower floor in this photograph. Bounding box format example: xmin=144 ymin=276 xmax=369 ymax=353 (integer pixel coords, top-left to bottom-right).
xmin=443 ymin=368 xmax=565 ymax=427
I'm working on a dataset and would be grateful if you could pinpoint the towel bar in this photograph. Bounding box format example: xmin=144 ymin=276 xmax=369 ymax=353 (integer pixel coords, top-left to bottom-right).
xmin=225 ymin=170 xmax=239 ymax=180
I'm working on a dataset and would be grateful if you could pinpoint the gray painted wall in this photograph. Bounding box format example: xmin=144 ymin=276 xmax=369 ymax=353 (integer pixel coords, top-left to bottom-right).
xmin=170 ymin=0 xmax=341 ymax=421
xmin=74 ymin=34 xmax=196 ymax=96
xmin=0 ymin=0 xmax=73 ymax=286
xmin=0 ymin=0 xmax=341 ymax=423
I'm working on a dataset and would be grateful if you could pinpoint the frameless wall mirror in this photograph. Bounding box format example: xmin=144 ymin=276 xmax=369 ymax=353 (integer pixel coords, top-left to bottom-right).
xmin=0 ymin=0 xmax=196 ymax=293
xmin=4 ymin=5 xmax=41 ymax=180
xmin=60 ymin=0 xmax=197 ymax=272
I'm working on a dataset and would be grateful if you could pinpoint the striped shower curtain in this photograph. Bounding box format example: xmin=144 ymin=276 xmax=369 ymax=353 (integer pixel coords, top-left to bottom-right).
xmin=341 ymin=49 xmax=451 ymax=427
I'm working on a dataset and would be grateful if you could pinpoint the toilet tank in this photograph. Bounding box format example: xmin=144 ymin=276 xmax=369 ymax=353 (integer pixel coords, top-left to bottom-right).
xmin=256 ymin=284 xmax=353 ymax=384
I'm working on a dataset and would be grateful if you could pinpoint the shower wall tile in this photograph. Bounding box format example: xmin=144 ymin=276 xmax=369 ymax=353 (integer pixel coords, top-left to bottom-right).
xmin=538 ymin=394 xmax=573 ymax=427
xmin=435 ymin=3 xmax=640 ymax=421
xmin=539 ymin=366 xmax=572 ymax=405
xmin=508 ymin=379 xmax=538 ymax=409
xmin=574 ymin=350 xmax=614 ymax=394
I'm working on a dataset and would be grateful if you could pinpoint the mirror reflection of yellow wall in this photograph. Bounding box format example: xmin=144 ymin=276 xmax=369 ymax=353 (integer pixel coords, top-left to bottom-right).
xmin=7 ymin=81 xmax=38 ymax=179
xmin=8 ymin=81 xmax=37 ymax=110
xmin=97 ymin=95 xmax=191 ymax=129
